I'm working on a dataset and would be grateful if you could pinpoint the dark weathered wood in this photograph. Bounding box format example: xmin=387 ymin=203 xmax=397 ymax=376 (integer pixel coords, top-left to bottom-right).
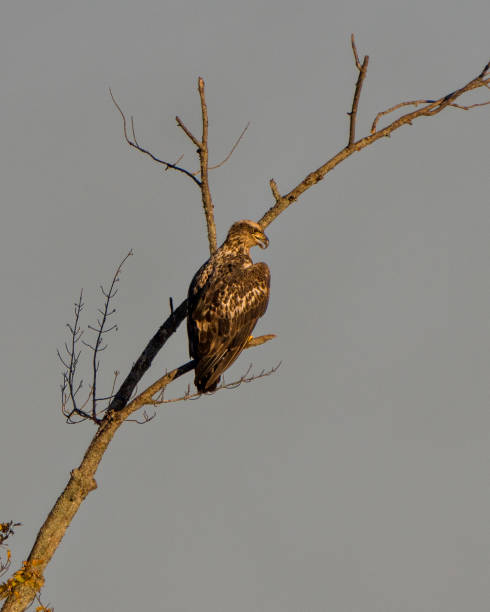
xmin=109 ymin=299 xmax=187 ymax=412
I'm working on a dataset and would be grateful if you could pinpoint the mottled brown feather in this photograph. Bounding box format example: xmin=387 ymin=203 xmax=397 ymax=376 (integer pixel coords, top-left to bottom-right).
xmin=187 ymin=220 xmax=270 ymax=392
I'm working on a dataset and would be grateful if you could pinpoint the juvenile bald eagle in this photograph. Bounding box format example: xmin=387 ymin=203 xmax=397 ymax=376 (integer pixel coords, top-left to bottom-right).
xmin=187 ymin=219 xmax=270 ymax=392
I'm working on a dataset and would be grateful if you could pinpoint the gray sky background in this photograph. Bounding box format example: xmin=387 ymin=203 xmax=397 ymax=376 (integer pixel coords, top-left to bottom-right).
xmin=1 ymin=1 xmax=489 ymax=611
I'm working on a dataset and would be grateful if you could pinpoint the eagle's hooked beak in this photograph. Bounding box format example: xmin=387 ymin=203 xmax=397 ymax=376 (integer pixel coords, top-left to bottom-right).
xmin=255 ymin=231 xmax=269 ymax=249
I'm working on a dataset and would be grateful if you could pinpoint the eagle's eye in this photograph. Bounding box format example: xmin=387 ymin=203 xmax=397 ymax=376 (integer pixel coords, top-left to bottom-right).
xmin=253 ymin=231 xmax=269 ymax=249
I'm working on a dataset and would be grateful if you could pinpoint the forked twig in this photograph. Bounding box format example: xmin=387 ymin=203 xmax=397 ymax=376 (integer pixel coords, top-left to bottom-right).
xmin=109 ymin=89 xmax=201 ymax=187
xmin=113 ymin=83 xmax=249 ymax=256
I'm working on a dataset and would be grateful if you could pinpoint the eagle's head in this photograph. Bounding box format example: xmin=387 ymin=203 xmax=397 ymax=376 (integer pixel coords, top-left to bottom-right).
xmin=226 ymin=219 xmax=269 ymax=250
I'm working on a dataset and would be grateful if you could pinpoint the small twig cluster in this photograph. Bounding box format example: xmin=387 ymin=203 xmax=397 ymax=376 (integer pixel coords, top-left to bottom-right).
xmin=111 ymin=80 xmax=249 ymax=256
xmin=0 ymin=523 xmax=21 ymax=549
xmin=57 ymin=252 xmax=132 ymax=424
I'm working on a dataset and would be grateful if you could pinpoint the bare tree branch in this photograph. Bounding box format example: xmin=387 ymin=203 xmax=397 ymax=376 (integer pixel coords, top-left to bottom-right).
xmin=109 ymin=89 xmax=202 ymax=188
xmin=259 ymin=55 xmax=490 ymax=229
xmin=12 ymin=312 xmax=276 ymax=607
xmin=113 ymin=80 xmax=249 ymax=256
xmin=0 ymin=355 xmax=196 ymax=611
xmin=115 ymin=334 xmax=276 ymax=408
xmin=196 ymin=78 xmax=217 ymax=254
xmin=175 ymin=78 xmax=217 ymax=253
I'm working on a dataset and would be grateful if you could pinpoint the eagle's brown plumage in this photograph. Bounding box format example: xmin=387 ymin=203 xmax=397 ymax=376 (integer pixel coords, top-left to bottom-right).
xmin=187 ymin=220 xmax=271 ymax=392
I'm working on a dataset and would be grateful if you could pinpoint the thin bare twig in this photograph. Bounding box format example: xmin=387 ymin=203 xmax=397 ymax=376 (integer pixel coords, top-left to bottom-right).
xmin=208 ymin=122 xmax=250 ymax=170
xmin=269 ymin=179 xmax=281 ymax=203
xmin=351 ymin=34 xmax=362 ymax=70
xmin=348 ymin=34 xmax=369 ymax=146
xmin=109 ymin=371 xmax=119 ymax=403
xmin=58 ymin=291 xmax=94 ymax=423
xmin=370 ymin=98 xmax=431 ymax=133
xmin=175 ymin=116 xmax=202 ymax=148
xmin=448 ymin=100 xmax=490 ymax=110
xmin=220 ymin=362 xmax=281 ymax=390
xmin=110 ymin=89 xmax=202 ymax=188
xmin=126 ymin=409 xmax=157 ymax=424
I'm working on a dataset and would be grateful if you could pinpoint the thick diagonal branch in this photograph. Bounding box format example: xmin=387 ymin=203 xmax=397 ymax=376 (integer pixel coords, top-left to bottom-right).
xmin=0 ymin=355 xmax=194 ymax=612
xmin=108 ymin=298 xmax=188 ymax=412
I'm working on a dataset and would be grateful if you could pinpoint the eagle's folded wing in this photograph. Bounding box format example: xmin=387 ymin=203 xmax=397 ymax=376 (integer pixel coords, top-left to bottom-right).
xmin=189 ymin=263 xmax=270 ymax=391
